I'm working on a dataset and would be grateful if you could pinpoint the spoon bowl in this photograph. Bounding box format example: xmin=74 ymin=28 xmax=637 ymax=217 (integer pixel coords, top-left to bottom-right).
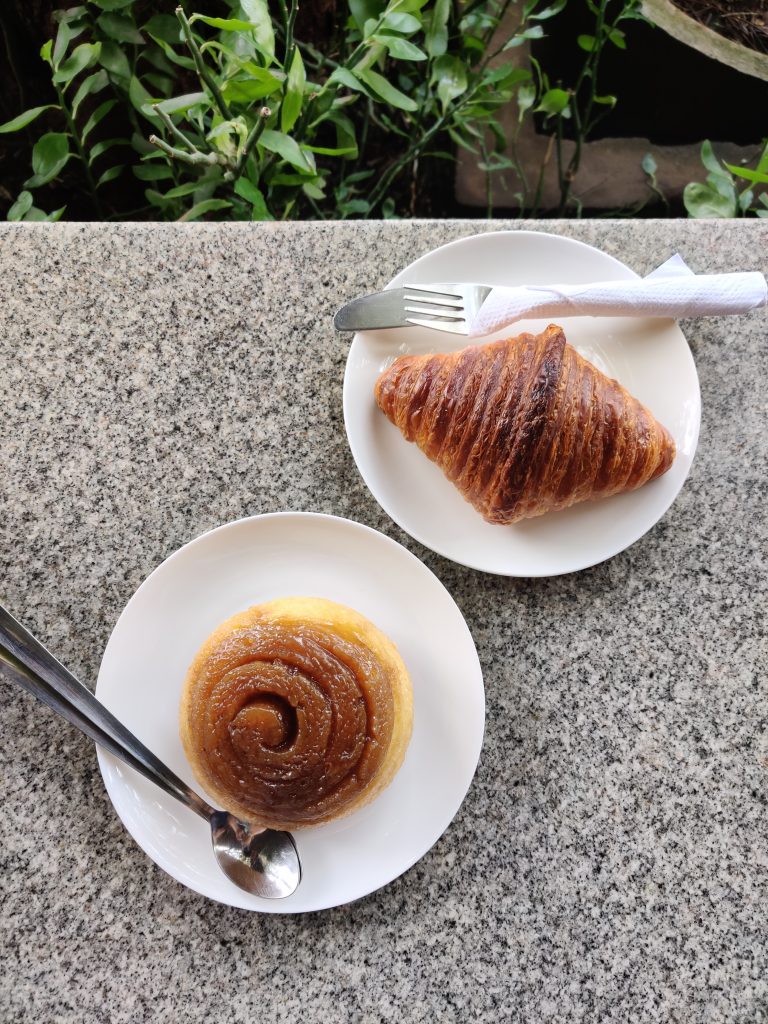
xmin=211 ymin=812 xmax=301 ymax=898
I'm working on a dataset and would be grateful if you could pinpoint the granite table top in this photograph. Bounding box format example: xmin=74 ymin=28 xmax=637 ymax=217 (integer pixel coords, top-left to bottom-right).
xmin=0 ymin=220 xmax=766 ymax=1024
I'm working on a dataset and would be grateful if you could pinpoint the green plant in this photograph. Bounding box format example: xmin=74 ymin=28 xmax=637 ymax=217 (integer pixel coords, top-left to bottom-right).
xmin=684 ymin=139 xmax=768 ymax=218
xmin=522 ymin=0 xmax=647 ymax=215
xmin=0 ymin=0 xmax=558 ymax=222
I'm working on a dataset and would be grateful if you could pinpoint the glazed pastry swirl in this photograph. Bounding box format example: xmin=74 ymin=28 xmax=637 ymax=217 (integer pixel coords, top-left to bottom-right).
xmin=180 ymin=598 xmax=412 ymax=829
xmin=375 ymin=324 xmax=676 ymax=524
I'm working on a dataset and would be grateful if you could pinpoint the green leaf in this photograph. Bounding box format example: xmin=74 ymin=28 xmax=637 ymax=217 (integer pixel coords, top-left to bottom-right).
xmin=163 ymin=181 xmax=203 ymax=199
xmin=358 ymin=67 xmax=418 ymax=111
xmin=0 ymin=105 xmax=57 ymax=134
xmin=530 ymin=0 xmax=567 ymax=19
xmin=724 ymin=162 xmax=768 ymax=185
xmin=484 ymin=66 xmax=531 ymax=89
xmin=190 ymin=15 xmax=263 ymax=32
xmin=609 ymin=28 xmax=626 ymax=48
xmin=144 ymin=72 xmax=174 ymax=96
xmin=89 ymin=137 xmax=131 ymax=162
xmin=425 ymin=0 xmax=450 ymax=57
xmin=91 ymin=0 xmax=135 ymax=9
xmin=53 ymin=20 xmax=74 ymax=68
xmin=72 ymin=70 xmax=109 ymax=116
xmin=179 ymin=198 xmax=233 ymax=221
xmin=641 ymin=152 xmax=657 ymax=176
xmin=21 ymin=207 xmax=50 ymax=221
xmin=8 ymin=192 xmax=34 ymax=222
xmin=517 ymin=82 xmax=536 ymax=121
xmin=145 ymin=24 xmax=195 ymax=70
xmin=129 ymin=76 xmax=159 ymax=120
xmin=350 ymin=0 xmax=385 ymax=31
xmin=304 ymin=145 xmax=357 ymax=156
xmin=683 ymin=182 xmax=737 ymax=218
xmin=40 ymin=39 xmax=53 ymax=66
xmin=96 ymin=164 xmax=124 ymax=186
xmin=52 ymin=42 xmax=101 ymax=84
xmin=325 ymin=109 xmax=358 ymax=158
xmin=374 ymin=34 xmax=427 ymax=61
xmin=99 ymin=39 xmax=131 ymax=79
xmin=281 ymin=47 xmax=306 ymax=133
xmin=154 ymin=92 xmax=207 ymax=115
xmin=133 ymin=163 xmax=174 ymax=181
xmin=700 ymin=139 xmax=723 ymax=177
xmin=593 ymin=94 xmax=616 ymax=106
xmin=260 ymin=129 xmax=315 ymax=173
xmin=537 ymin=87 xmax=570 ymax=116
xmin=237 ymin=0 xmax=275 ymax=56
xmin=383 ymin=12 xmax=421 ymax=33
xmin=25 ymin=133 xmax=71 ymax=187
xmin=329 ymin=67 xmax=369 ymax=95
xmin=143 ymin=14 xmax=180 ymax=44
xmin=503 ymin=24 xmax=545 ymax=48
xmin=391 ymin=0 xmax=429 ymax=11
xmin=577 ymin=33 xmax=596 ymax=51
xmin=96 ymin=13 xmax=144 ymax=45
xmin=222 ymin=70 xmax=282 ymax=105
xmin=431 ymin=56 xmax=468 ymax=111
xmin=234 ymin=177 xmax=273 ymax=220
xmin=82 ymin=99 xmax=117 ymax=141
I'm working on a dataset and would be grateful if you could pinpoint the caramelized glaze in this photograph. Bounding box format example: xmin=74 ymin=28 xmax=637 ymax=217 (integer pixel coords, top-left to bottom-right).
xmin=183 ymin=618 xmax=396 ymax=825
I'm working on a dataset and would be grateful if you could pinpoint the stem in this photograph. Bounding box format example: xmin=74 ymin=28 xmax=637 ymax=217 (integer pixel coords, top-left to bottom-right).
xmin=480 ymin=141 xmax=493 ymax=218
xmin=55 ymin=82 xmax=104 ymax=219
xmin=531 ymin=131 xmax=555 ymax=218
xmin=176 ymin=7 xmax=231 ymax=121
xmin=557 ymin=0 xmax=611 ymax=215
xmin=284 ymin=0 xmax=298 ymax=77
xmin=149 ymin=134 xmax=225 ymax=167
xmin=153 ymin=105 xmax=197 ymax=151
xmin=228 ymin=106 xmax=271 ymax=182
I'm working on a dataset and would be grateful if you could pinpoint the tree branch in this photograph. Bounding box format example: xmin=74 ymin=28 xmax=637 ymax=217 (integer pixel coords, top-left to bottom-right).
xmin=176 ymin=6 xmax=231 ymax=121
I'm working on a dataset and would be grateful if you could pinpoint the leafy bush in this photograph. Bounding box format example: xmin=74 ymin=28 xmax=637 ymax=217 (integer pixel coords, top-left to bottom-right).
xmin=684 ymin=139 xmax=768 ymax=219
xmin=1 ymin=0 xmax=550 ymax=221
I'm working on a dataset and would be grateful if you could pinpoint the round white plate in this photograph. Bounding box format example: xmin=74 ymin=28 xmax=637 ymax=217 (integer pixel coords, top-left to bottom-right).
xmin=343 ymin=230 xmax=701 ymax=577
xmin=96 ymin=512 xmax=484 ymax=913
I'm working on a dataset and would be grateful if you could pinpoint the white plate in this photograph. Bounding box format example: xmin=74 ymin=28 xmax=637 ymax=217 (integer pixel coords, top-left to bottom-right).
xmin=343 ymin=230 xmax=701 ymax=577
xmin=95 ymin=512 xmax=484 ymax=913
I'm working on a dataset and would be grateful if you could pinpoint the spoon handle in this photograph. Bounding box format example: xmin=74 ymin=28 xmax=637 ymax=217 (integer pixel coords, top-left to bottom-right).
xmin=0 ymin=604 xmax=212 ymax=820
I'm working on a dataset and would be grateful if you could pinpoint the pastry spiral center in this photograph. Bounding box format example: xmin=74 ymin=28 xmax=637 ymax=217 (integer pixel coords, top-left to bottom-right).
xmin=230 ymin=696 xmax=297 ymax=753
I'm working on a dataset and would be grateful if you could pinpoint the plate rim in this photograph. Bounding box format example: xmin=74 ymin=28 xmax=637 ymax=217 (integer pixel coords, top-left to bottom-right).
xmin=95 ymin=510 xmax=486 ymax=913
xmin=342 ymin=229 xmax=701 ymax=578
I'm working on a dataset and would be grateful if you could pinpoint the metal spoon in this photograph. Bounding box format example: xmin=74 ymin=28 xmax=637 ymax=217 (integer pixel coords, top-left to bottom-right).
xmin=0 ymin=605 xmax=301 ymax=899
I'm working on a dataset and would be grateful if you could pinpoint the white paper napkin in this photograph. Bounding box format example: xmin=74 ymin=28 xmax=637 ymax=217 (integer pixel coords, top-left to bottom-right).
xmin=468 ymin=254 xmax=767 ymax=337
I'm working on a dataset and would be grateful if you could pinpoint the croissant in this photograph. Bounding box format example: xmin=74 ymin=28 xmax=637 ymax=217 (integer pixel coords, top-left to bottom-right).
xmin=179 ymin=597 xmax=413 ymax=830
xmin=375 ymin=324 xmax=675 ymax=524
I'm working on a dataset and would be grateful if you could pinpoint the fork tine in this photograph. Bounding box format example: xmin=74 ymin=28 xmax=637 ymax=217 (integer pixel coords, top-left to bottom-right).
xmin=404 ymin=303 xmax=464 ymax=318
xmin=406 ymin=315 xmax=468 ymax=334
xmin=404 ymin=291 xmax=463 ymax=308
xmin=404 ymin=284 xmax=463 ymax=300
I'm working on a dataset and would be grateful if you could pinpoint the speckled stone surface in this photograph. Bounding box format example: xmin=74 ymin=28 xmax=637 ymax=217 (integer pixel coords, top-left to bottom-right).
xmin=1 ymin=220 xmax=766 ymax=1023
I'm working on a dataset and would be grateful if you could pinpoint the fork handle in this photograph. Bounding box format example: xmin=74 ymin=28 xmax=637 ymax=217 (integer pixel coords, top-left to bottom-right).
xmin=0 ymin=604 xmax=211 ymax=819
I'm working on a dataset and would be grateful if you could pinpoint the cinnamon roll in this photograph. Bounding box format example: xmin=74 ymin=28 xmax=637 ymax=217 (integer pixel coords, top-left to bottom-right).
xmin=179 ymin=597 xmax=413 ymax=829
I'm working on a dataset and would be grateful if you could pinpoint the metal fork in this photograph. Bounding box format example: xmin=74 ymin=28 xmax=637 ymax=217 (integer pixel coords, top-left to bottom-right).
xmin=402 ymin=283 xmax=492 ymax=334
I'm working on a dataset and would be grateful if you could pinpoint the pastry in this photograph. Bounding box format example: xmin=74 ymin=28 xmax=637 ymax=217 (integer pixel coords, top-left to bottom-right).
xmin=375 ymin=323 xmax=676 ymax=524
xmin=179 ymin=597 xmax=413 ymax=830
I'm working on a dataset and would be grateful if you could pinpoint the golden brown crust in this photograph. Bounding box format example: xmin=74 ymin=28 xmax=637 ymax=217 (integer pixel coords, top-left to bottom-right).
xmin=375 ymin=324 xmax=676 ymax=524
xmin=179 ymin=597 xmax=413 ymax=830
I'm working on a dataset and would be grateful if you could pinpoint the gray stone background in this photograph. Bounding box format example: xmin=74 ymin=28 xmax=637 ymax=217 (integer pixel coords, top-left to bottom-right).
xmin=0 ymin=221 xmax=766 ymax=1023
